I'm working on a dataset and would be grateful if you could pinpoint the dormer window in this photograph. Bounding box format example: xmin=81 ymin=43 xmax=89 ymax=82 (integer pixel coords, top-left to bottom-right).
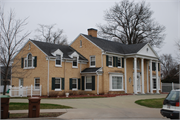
xmin=56 ymin=54 xmax=61 ymax=66
xmin=90 ymin=56 xmax=95 ymax=67
xmin=72 ymin=57 xmax=78 ymax=68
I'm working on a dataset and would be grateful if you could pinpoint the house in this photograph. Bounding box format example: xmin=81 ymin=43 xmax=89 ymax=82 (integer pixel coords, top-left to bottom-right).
xmin=12 ymin=28 xmax=161 ymax=96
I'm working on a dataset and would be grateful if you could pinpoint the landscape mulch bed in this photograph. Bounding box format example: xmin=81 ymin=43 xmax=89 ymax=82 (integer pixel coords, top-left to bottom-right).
xmin=40 ymin=93 xmax=133 ymax=99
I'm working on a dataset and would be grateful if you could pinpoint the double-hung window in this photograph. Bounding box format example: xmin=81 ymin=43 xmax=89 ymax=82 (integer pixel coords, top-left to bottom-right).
xmin=72 ymin=57 xmax=78 ymax=68
xmin=34 ymin=78 xmax=40 ymax=89
xmin=109 ymin=56 xmax=113 ymax=67
xmin=19 ymin=79 xmax=23 ymax=87
xmin=153 ymin=78 xmax=156 ymax=89
xmin=110 ymin=75 xmax=123 ymax=91
xmin=118 ymin=57 xmax=121 ymax=68
xmin=28 ymin=54 xmax=32 ymax=67
xmin=90 ymin=56 xmax=95 ymax=67
xmin=55 ymin=78 xmax=61 ymax=90
xmin=72 ymin=78 xmax=77 ymax=90
xmin=56 ymin=55 xmax=61 ymax=66
xmin=86 ymin=76 xmax=92 ymax=90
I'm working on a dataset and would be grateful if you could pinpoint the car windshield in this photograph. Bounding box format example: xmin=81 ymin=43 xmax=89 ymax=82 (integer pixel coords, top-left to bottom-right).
xmin=166 ymin=91 xmax=179 ymax=101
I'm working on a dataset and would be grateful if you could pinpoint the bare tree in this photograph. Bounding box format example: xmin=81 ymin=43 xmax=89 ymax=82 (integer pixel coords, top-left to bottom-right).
xmin=160 ymin=54 xmax=178 ymax=79
xmin=34 ymin=24 xmax=68 ymax=45
xmin=97 ymin=0 xmax=165 ymax=48
xmin=175 ymin=39 xmax=180 ymax=63
xmin=0 ymin=7 xmax=30 ymax=95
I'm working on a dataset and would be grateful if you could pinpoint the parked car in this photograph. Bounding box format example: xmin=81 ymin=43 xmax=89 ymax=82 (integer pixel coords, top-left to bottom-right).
xmin=160 ymin=89 xmax=180 ymax=119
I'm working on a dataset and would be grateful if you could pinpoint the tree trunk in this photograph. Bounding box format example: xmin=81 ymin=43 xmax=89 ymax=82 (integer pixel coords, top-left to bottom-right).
xmin=3 ymin=80 xmax=7 ymax=95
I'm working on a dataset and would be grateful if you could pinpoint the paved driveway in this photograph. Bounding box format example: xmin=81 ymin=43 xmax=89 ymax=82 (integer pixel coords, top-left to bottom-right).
xmin=10 ymin=94 xmax=168 ymax=119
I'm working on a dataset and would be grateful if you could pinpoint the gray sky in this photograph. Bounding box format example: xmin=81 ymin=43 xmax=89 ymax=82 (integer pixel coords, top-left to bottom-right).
xmin=2 ymin=0 xmax=180 ymax=58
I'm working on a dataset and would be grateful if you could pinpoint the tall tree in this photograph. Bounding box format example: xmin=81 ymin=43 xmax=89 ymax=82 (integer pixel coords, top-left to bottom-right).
xmin=34 ymin=24 xmax=68 ymax=45
xmin=0 ymin=7 xmax=30 ymax=95
xmin=160 ymin=54 xmax=178 ymax=80
xmin=98 ymin=0 xmax=165 ymax=48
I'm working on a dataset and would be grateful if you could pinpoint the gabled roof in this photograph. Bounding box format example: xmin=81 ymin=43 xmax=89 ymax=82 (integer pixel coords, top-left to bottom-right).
xmin=30 ymin=40 xmax=88 ymax=61
xmin=81 ymin=67 xmax=101 ymax=73
xmin=82 ymin=34 xmax=147 ymax=54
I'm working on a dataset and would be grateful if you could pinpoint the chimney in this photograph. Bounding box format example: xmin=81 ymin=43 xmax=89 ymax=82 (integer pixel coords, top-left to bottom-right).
xmin=88 ymin=28 xmax=97 ymax=37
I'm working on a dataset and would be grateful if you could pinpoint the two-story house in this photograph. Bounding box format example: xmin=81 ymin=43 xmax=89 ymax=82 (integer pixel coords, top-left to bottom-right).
xmin=12 ymin=28 xmax=161 ymax=96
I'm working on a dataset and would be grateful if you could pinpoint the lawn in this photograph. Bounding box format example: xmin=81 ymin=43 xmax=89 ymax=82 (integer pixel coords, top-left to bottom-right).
xmin=10 ymin=112 xmax=65 ymax=118
xmin=135 ymin=98 xmax=164 ymax=108
xmin=9 ymin=103 xmax=72 ymax=110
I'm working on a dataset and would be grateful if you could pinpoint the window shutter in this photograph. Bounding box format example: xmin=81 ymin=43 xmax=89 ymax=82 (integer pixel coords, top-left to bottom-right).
xmin=33 ymin=56 xmax=37 ymax=67
xmin=69 ymin=78 xmax=72 ymax=90
xmin=116 ymin=57 xmax=118 ymax=67
xmin=122 ymin=58 xmax=124 ymax=68
xmin=92 ymin=76 xmax=95 ymax=90
xmin=78 ymin=78 xmax=80 ymax=90
xmin=62 ymin=78 xmax=64 ymax=90
xmin=158 ymin=63 xmax=160 ymax=71
xmin=106 ymin=55 xmax=109 ymax=66
xmin=152 ymin=62 xmax=155 ymax=71
xmin=21 ymin=58 xmax=24 ymax=68
xmin=82 ymin=76 xmax=84 ymax=90
xmin=113 ymin=56 xmax=116 ymax=67
xmin=52 ymin=78 xmax=55 ymax=90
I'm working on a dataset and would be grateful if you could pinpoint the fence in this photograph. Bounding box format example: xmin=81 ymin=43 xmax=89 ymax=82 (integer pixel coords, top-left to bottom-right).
xmin=161 ymin=82 xmax=180 ymax=93
xmin=0 ymin=85 xmax=10 ymax=93
xmin=9 ymin=85 xmax=42 ymax=97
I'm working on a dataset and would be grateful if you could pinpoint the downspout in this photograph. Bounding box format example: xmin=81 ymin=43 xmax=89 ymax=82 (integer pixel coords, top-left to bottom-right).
xmin=47 ymin=57 xmax=49 ymax=96
xmin=64 ymin=59 xmax=66 ymax=86
xmin=96 ymin=72 xmax=99 ymax=95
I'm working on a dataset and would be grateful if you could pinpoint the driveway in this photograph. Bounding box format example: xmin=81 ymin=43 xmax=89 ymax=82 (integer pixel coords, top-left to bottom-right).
xmin=10 ymin=94 xmax=168 ymax=119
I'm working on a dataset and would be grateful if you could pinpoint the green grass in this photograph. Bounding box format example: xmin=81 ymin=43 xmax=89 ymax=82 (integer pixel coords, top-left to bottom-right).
xmin=135 ymin=98 xmax=164 ymax=108
xmin=9 ymin=103 xmax=72 ymax=110
xmin=10 ymin=112 xmax=65 ymax=118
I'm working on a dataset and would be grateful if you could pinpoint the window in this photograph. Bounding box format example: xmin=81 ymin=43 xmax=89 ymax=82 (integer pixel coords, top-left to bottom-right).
xmin=56 ymin=54 xmax=61 ymax=66
xmin=110 ymin=75 xmax=123 ymax=91
xmin=72 ymin=78 xmax=77 ymax=90
xmin=55 ymin=78 xmax=61 ymax=89
xmin=19 ymin=79 xmax=23 ymax=87
xmin=34 ymin=78 xmax=40 ymax=89
xmin=80 ymin=40 xmax=82 ymax=47
xmin=109 ymin=56 xmax=112 ymax=67
xmin=28 ymin=54 xmax=32 ymax=67
xmin=118 ymin=57 xmax=121 ymax=67
xmin=153 ymin=78 xmax=156 ymax=89
xmin=90 ymin=56 xmax=95 ymax=67
xmin=86 ymin=76 xmax=92 ymax=90
xmin=73 ymin=57 xmax=77 ymax=67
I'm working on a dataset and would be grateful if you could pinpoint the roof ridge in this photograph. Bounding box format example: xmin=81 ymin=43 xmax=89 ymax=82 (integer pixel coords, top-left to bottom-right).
xmin=30 ymin=39 xmax=67 ymax=47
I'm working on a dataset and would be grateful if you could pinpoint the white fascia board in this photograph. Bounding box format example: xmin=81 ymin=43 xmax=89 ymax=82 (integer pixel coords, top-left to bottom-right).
xmin=12 ymin=39 xmax=30 ymax=60
xmin=30 ymin=40 xmax=48 ymax=56
xmin=69 ymin=33 xmax=82 ymax=46
xmin=81 ymin=34 xmax=103 ymax=51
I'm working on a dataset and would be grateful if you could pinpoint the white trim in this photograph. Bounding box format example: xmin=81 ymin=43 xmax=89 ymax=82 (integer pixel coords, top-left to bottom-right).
xmin=152 ymin=76 xmax=161 ymax=91
xmin=55 ymin=54 xmax=62 ymax=66
xmin=109 ymin=74 xmax=124 ymax=91
xmin=81 ymin=34 xmax=103 ymax=51
xmin=47 ymin=57 xmax=49 ymax=96
xmin=34 ymin=78 xmax=40 ymax=90
xmin=108 ymin=56 xmax=113 ymax=67
xmin=134 ymin=57 xmax=137 ymax=94
xmin=124 ymin=58 xmax=127 ymax=93
xmin=85 ymin=76 xmax=92 ymax=91
xmin=19 ymin=78 xmax=23 ymax=87
xmin=54 ymin=78 xmax=61 ymax=90
xmin=72 ymin=56 xmax=78 ymax=68
xmin=90 ymin=55 xmax=96 ymax=67
xmin=150 ymin=60 xmax=153 ymax=93
xmin=141 ymin=58 xmax=145 ymax=94
xmin=71 ymin=78 xmax=78 ymax=90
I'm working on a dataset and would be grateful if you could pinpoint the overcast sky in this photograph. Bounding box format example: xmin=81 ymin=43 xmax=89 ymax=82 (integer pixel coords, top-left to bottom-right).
xmin=1 ymin=0 xmax=180 ymax=58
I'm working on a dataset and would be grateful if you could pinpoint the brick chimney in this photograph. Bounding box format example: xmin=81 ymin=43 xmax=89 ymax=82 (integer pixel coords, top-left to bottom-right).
xmin=88 ymin=28 xmax=97 ymax=37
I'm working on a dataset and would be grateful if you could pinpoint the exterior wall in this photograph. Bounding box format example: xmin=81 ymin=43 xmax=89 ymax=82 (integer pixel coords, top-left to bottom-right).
xmin=71 ymin=35 xmax=102 ymax=68
xmin=12 ymin=41 xmax=48 ymax=95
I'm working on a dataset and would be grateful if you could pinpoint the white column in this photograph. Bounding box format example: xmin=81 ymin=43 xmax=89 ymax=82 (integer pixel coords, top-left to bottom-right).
xmin=134 ymin=57 xmax=137 ymax=94
xmin=150 ymin=60 xmax=153 ymax=93
xmin=147 ymin=61 xmax=149 ymax=93
xmin=97 ymin=74 xmax=99 ymax=95
xmin=141 ymin=58 xmax=144 ymax=94
xmin=124 ymin=58 xmax=127 ymax=93
xmin=156 ymin=61 xmax=159 ymax=93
